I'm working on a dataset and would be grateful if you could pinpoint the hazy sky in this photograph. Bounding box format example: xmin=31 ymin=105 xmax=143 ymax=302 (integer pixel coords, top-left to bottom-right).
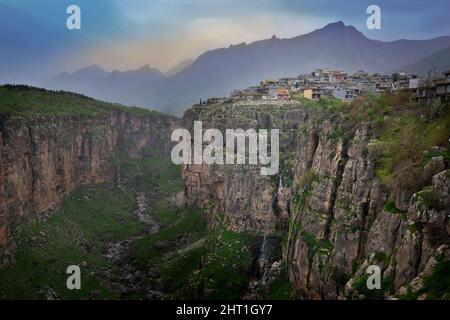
xmin=1 ymin=0 xmax=450 ymax=78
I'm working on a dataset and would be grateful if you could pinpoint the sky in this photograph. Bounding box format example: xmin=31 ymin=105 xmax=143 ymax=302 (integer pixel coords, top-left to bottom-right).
xmin=1 ymin=0 xmax=450 ymax=80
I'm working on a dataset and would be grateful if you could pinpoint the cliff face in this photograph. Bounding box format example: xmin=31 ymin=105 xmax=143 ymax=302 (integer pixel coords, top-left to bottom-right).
xmin=182 ymin=101 xmax=450 ymax=299
xmin=0 ymin=110 xmax=177 ymax=259
xmin=182 ymin=102 xmax=304 ymax=234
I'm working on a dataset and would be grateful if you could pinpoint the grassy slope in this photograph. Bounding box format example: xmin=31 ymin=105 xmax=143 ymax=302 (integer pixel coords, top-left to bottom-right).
xmin=0 ymin=85 xmax=163 ymax=118
xmin=0 ymin=154 xmax=189 ymax=299
xmin=0 ymin=184 xmax=141 ymax=299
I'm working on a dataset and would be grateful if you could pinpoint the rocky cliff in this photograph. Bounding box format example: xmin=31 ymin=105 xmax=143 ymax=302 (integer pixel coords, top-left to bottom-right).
xmin=182 ymin=99 xmax=450 ymax=299
xmin=0 ymin=87 xmax=178 ymax=263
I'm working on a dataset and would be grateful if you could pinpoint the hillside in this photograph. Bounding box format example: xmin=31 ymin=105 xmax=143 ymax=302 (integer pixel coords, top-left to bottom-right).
xmin=395 ymin=46 xmax=450 ymax=76
xmin=0 ymin=85 xmax=165 ymax=118
xmin=0 ymin=86 xmax=178 ymax=256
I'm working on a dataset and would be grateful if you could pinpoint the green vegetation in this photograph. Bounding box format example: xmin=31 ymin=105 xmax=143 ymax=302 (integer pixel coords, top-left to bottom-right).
xmin=279 ymin=160 xmax=294 ymax=188
xmin=352 ymin=272 xmax=395 ymax=300
xmin=0 ymin=184 xmax=141 ymax=299
xmin=130 ymin=207 xmax=206 ymax=269
xmin=400 ymin=261 xmax=450 ymax=300
xmin=383 ymin=200 xmax=401 ymax=214
xmin=408 ymin=222 xmax=423 ymax=235
xmin=0 ymin=154 xmax=202 ymax=300
xmin=262 ymin=273 xmax=293 ymax=300
xmin=412 ymin=186 xmax=442 ymax=210
xmin=424 ymin=148 xmax=450 ymax=162
xmin=135 ymin=211 xmax=256 ymax=299
xmin=372 ymin=252 xmax=390 ymax=266
xmin=0 ymin=85 xmax=163 ymax=118
xmin=421 ymin=261 xmax=450 ymax=299
xmin=161 ymin=247 xmax=206 ymax=293
xmin=187 ymin=228 xmax=255 ymax=299
xmin=287 ymin=169 xmax=317 ymax=265
xmin=345 ymin=90 xmax=412 ymax=124
xmin=291 ymin=94 xmax=321 ymax=108
xmin=298 ymin=226 xmax=333 ymax=262
xmin=328 ymin=124 xmax=347 ymax=143
xmin=292 ymin=90 xmax=449 ymax=202
xmin=113 ymin=152 xmax=211 ymax=297
xmin=0 ymin=148 xmax=288 ymax=300
xmin=115 ymin=150 xmax=183 ymax=195
xmin=372 ymin=104 xmax=450 ymax=189
xmin=296 ymin=169 xmax=317 ymax=194
xmin=291 ymin=94 xmax=345 ymax=115
xmin=162 ymin=211 xmax=258 ymax=299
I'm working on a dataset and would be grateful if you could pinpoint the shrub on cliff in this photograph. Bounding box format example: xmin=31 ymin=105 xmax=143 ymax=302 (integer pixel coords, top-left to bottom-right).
xmin=372 ymin=103 xmax=450 ymax=193
xmin=345 ymin=90 xmax=412 ymax=124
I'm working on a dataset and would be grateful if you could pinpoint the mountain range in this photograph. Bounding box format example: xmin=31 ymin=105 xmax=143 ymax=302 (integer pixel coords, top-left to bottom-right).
xmin=393 ymin=45 xmax=450 ymax=76
xmin=45 ymin=21 xmax=450 ymax=115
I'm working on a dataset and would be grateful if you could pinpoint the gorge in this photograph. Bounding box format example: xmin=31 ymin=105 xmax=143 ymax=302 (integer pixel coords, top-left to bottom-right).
xmin=0 ymin=85 xmax=449 ymax=300
xmin=180 ymin=95 xmax=450 ymax=299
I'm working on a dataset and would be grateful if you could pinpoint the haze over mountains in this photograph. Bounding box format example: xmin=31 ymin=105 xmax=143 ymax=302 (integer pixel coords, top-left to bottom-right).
xmin=393 ymin=45 xmax=450 ymax=76
xmin=44 ymin=21 xmax=450 ymax=115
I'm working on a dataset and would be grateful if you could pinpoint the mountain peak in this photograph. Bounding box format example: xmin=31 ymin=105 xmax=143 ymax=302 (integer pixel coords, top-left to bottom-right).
xmin=314 ymin=21 xmax=364 ymax=38
xmin=132 ymin=64 xmax=163 ymax=76
xmin=79 ymin=64 xmax=105 ymax=73
xmin=136 ymin=64 xmax=152 ymax=72
xmin=72 ymin=64 xmax=107 ymax=78
xmin=322 ymin=21 xmax=346 ymax=30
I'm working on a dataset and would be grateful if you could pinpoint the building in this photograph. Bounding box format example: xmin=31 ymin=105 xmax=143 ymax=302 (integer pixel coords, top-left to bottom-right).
xmin=434 ymin=71 xmax=450 ymax=102
xmin=226 ymin=69 xmax=423 ymax=104
xmin=277 ymin=88 xmax=290 ymax=101
xmin=330 ymin=86 xmax=360 ymax=100
xmin=411 ymin=83 xmax=436 ymax=104
xmin=392 ymin=73 xmax=421 ymax=91
xmin=267 ymin=86 xmax=280 ymax=99
xmin=412 ymin=71 xmax=450 ymax=103
xmin=206 ymin=97 xmax=228 ymax=105
xmin=303 ymin=87 xmax=323 ymax=100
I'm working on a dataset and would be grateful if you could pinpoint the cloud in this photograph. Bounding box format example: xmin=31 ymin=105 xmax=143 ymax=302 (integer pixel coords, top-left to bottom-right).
xmin=1 ymin=0 xmax=449 ymax=80
xmin=80 ymin=12 xmax=329 ymax=72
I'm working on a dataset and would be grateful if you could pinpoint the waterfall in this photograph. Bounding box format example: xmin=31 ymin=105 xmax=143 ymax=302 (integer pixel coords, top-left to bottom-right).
xmin=257 ymin=234 xmax=270 ymax=284
xmin=257 ymin=173 xmax=283 ymax=284
xmin=278 ymin=174 xmax=283 ymax=192
xmin=271 ymin=173 xmax=284 ymax=202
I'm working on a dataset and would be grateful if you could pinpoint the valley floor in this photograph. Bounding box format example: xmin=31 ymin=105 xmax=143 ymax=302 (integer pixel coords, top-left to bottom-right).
xmin=0 ymin=155 xmax=292 ymax=300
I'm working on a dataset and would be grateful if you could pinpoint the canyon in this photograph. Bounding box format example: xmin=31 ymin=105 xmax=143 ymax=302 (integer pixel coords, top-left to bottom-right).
xmin=0 ymin=88 xmax=177 ymax=265
xmin=0 ymin=86 xmax=449 ymax=299
xmin=181 ymin=99 xmax=450 ymax=299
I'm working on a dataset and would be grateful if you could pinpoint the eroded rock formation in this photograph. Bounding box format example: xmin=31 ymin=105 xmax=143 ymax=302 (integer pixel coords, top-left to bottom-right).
xmin=182 ymin=100 xmax=449 ymax=299
xmin=0 ymin=110 xmax=177 ymax=261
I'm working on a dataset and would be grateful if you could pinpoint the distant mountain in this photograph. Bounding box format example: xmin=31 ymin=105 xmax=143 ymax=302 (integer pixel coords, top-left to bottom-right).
xmin=47 ymin=64 xmax=165 ymax=106
xmin=44 ymin=21 xmax=450 ymax=115
xmin=394 ymin=46 xmax=450 ymax=76
xmin=53 ymin=65 xmax=109 ymax=86
xmin=166 ymin=59 xmax=194 ymax=76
